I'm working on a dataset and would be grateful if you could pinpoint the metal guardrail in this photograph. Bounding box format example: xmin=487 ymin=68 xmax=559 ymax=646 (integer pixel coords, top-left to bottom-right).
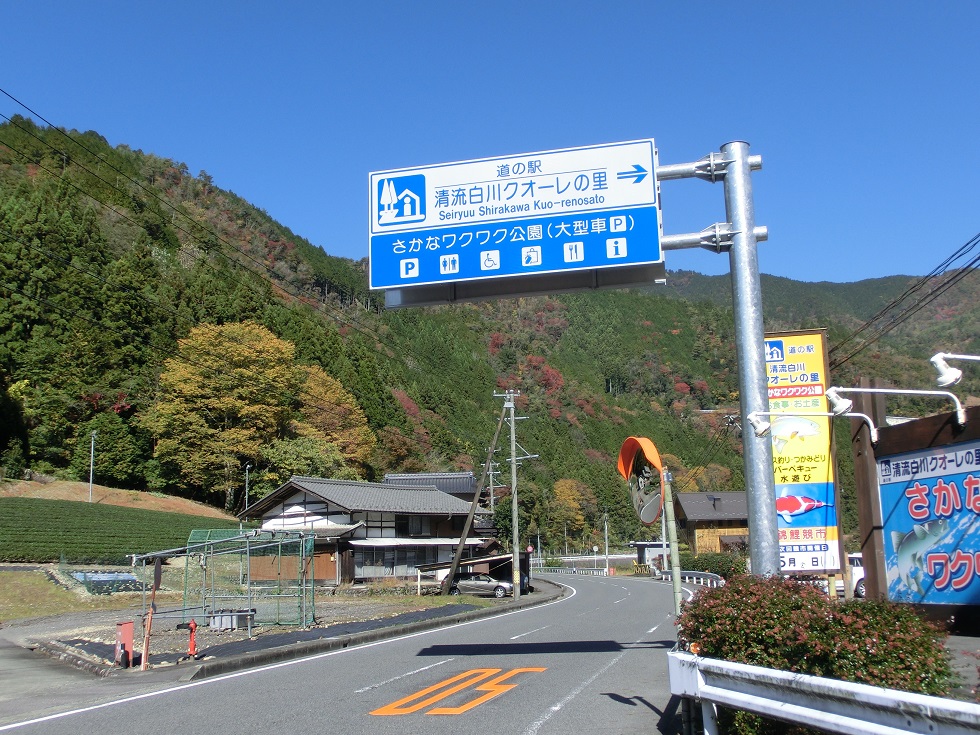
xmin=538 ymin=566 xmax=608 ymax=576
xmin=537 ymin=567 xmax=724 ymax=586
xmin=668 ymin=650 xmax=980 ymax=735
xmin=659 ymin=570 xmax=725 ymax=588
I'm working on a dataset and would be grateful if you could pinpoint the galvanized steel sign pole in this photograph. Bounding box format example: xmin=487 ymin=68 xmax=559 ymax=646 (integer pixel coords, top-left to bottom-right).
xmin=658 ymin=141 xmax=779 ymax=576
xmin=369 ymin=139 xmax=779 ymax=577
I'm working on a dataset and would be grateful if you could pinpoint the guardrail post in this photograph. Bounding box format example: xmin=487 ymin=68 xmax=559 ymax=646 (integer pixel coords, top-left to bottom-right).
xmin=702 ymin=701 xmax=718 ymax=735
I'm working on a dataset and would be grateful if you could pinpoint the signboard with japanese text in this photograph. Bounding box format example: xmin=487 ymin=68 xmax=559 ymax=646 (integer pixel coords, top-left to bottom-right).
xmin=877 ymin=439 xmax=980 ymax=604
xmin=369 ymin=140 xmax=662 ymax=291
xmin=764 ymin=330 xmax=841 ymax=574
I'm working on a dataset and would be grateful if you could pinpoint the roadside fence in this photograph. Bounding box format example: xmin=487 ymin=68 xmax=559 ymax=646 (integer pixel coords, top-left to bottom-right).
xmin=669 ymin=649 xmax=980 ymax=735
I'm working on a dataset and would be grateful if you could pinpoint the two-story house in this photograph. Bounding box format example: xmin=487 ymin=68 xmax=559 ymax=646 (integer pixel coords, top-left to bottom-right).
xmin=239 ymin=476 xmax=489 ymax=584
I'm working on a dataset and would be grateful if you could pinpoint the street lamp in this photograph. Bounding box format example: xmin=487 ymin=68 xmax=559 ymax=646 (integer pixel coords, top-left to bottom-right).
xmin=746 ymin=410 xmax=879 ymax=443
xmin=827 ymin=386 xmax=966 ymax=426
xmin=930 ymin=352 xmax=980 ymax=388
xmin=88 ymin=431 xmax=97 ymax=503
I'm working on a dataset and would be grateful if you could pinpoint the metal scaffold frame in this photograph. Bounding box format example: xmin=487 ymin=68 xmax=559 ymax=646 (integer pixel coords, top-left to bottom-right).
xmin=130 ymin=529 xmax=317 ymax=635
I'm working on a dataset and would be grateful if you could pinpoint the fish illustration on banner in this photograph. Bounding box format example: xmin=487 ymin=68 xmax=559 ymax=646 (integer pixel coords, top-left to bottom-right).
xmin=877 ymin=437 xmax=980 ymax=605
xmin=890 ymin=519 xmax=949 ymax=596
xmin=775 ymin=489 xmax=832 ymax=524
xmin=768 ymin=415 xmax=821 ymax=454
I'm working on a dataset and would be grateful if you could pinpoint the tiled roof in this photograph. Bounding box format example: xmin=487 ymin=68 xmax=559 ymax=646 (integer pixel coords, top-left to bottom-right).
xmin=384 ymin=472 xmax=477 ymax=496
xmin=248 ymin=476 xmax=472 ymax=516
xmin=675 ymin=491 xmax=748 ymax=521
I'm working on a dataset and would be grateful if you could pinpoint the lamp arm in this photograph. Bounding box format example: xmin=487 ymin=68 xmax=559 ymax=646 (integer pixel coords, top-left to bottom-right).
xmin=829 ymin=386 xmax=965 ymax=426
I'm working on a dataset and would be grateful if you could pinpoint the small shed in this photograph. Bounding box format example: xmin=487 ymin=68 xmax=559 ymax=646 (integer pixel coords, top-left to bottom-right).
xmin=674 ymin=491 xmax=749 ymax=555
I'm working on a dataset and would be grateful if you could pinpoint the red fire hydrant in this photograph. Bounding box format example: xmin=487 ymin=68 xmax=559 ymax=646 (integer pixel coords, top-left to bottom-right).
xmin=176 ymin=619 xmax=198 ymax=659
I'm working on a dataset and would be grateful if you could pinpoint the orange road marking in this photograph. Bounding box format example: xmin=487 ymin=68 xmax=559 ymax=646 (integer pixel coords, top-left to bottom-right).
xmin=427 ymin=667 xmax=547 ymax=715
xmin=371 ymin=667 xmax=548 ymax=716
xmin=370 ymin=669 xmax=501 ymax=715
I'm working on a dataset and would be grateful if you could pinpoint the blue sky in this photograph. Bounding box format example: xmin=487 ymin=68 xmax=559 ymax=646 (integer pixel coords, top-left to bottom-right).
xmin=3 ymin=2 xmax=978 ymax=283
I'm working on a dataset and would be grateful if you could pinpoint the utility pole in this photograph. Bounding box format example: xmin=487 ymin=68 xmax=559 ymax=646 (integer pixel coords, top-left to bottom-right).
xmin=443 ymin=401 xmax=509 ymax=594
xmin=603 ymin=512 xmax=609 ymax=575
xmin=245 ymin=463 xmax=252 ymax=510
xmin=507 ymin=390 xmax=520 ymax=599
xmin=663 ymin=468 xmax=684 ymax=617
xmin=490 ymin=389 xmax=537 ymax=599
xmin=88 ymin=431 xmax=97 ymax=503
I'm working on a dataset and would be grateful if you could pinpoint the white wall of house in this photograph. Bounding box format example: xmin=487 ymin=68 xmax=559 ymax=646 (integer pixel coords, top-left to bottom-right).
xmin=256 ymin=488 xmax=483 ymax=579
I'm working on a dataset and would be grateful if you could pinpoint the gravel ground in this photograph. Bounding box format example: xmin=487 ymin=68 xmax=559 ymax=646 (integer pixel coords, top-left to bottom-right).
xmin=0 ymin=585 xmax=485 ymax=669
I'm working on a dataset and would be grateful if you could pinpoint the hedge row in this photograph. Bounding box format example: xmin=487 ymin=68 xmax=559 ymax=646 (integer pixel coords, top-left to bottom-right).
xmin=677 ymin=575 xmax=953 ymax=734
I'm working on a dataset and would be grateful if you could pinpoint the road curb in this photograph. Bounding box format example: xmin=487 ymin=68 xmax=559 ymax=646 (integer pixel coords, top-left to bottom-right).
xmin=33 ymin=640 xmax=115 ymax=678
xmin=30 ymin=580 xmax=566 ymax=681
xmin=188 ymin=581 xmax=566 ymax=680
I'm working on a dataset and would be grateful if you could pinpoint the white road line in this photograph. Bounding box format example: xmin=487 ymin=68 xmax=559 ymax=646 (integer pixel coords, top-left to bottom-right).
xmin=510 ymin=625 xmax=550 ymax=640
xmin=613 ymin=597 xmax=627 ymax=604
xmin=0 ymin=582 xmax=579 ymax=732
xmin=524 ymin=619 xmax=666 ymax=735
xmin=354 ymin=657 xmax=454 ymax=693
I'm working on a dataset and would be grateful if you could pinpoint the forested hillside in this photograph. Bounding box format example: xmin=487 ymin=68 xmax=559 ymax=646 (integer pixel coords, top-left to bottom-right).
xmin=1 ymin=117 xmax=976 ymax=551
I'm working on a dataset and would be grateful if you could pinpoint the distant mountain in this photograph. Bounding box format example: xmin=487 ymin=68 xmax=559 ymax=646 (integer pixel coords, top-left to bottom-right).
xmin=0 ymin=117 xmax=976 ymax=553
xmin=663 ymin=269 xmax=978 ymax=334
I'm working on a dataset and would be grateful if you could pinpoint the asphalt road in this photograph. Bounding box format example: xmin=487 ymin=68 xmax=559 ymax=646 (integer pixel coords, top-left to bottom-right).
xmin=1 ymin=574 xmax=683 ymax=734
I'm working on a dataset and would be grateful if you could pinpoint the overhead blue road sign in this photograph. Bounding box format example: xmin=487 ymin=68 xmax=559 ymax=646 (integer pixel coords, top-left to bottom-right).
xmin=369 ymin=139 xmax=661 ymax=291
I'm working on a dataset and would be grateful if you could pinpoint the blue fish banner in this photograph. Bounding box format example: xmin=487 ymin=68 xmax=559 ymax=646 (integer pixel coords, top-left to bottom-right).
xmin=877 ymin=439 xmax=980 ymax=604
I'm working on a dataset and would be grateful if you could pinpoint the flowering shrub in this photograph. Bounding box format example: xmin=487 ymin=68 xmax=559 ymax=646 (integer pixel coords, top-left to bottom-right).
xmin=676 ymin=575 xmax=954 ymax=734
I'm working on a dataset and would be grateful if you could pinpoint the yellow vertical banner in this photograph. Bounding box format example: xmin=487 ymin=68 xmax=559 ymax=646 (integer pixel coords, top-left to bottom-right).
xmin=764 ymin=330 xmax=840 ymax=574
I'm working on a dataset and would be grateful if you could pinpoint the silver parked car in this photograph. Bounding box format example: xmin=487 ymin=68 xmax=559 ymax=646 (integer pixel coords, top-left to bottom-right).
xmin=834 ymin=552 xmax=866 ymax=598
xmin=449 ymin=573 xmax=513 ymax=598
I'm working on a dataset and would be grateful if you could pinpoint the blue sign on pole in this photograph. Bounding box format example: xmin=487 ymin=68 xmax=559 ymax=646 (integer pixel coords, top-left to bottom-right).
xmin=877 ymin=440 xmax=980 ymax=605
xmin=369 ymin=140 xmax=661 ymax=291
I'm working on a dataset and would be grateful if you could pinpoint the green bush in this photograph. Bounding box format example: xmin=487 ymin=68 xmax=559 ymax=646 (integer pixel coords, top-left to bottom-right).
xmin=676 ymin=575 xmax=953 ymax=735
xmin=679 ymin=551 xmax=747 ymax=579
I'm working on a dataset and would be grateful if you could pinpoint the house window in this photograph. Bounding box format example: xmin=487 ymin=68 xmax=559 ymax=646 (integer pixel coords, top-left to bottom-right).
xmin=395 ymin=515 xmax=428 ymax=537
xmin=361 ymin=512 xmax=395 ymax=537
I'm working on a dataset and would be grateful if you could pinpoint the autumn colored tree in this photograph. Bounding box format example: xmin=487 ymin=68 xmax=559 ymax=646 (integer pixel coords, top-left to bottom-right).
xmin=254 ymin=436 xmax=357 ymax=501
xmin=138 ymin=321 xmax=304 ymax=507
xmin=552 ymin=478 xmax=587 ymax=546
xmin=298 ymin=364 xmax=376 ymax=472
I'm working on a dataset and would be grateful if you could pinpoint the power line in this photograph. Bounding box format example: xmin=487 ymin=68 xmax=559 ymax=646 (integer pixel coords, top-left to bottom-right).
xmin=828 ymin=231 xmax=979 ymax=369
xmin=0 ymin=109 xmax=500 ymax=469
xmin=829 ymin=260 xmax=978 ymax=369
xmin=0 ymin=110 xmax=397 ymax=352
xmin=0 ymin=114 xmax=463 ymax=410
